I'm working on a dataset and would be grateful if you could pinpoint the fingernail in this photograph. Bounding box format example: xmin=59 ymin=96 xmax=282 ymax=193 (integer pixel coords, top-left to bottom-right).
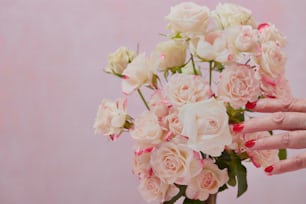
xmin=233 ymin=123 xmax=244 ymax=132
xmin=264 ymin=165 xmax=274 ymax=174
xmin=246 ymin=101 xmax=257 ymax=109
xmin=244 ymin=139 xmax=256 ymax=148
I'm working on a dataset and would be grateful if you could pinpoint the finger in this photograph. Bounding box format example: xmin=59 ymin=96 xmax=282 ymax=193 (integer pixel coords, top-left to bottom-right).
xmin=241 ymin=112 xmax=306 ymax=133
xmin=249 ymin=98 xmax=306 ymax=113
xmin=245 ymin=131 xmax=306 ymax=150
xmin=264 ymin=152 xmax=306 ymax=175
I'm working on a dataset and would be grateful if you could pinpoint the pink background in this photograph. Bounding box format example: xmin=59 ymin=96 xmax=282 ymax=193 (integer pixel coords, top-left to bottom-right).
xmin=1 ymin=0 xmax=306 ymax=203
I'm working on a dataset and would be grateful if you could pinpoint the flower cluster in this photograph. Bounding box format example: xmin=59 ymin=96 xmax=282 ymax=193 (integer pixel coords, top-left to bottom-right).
xmin=94 ymin=2 xmax=291 ymax=203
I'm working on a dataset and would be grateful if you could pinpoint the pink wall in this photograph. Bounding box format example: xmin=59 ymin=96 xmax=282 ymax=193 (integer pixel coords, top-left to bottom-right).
xmin=1 ymin=0 xmax=306 ymax=203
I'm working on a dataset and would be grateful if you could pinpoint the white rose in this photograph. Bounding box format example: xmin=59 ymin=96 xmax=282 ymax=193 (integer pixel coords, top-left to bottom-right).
xmin=260 ymin=75 xmax=292 ymax=99
xmin=190 ymin=31 xmax=230 ymax=63
xmin=105 ymin=47 xmax=136 ymax=74
xmin=186 ymin=159 xmax=229 ymax=201
xmin=130 ymin=111 xmax=163 ymax=147
xmin=122 ymin=53 xmax=158 ymax=94
xmin=153 ymin=40 xmax=187 ymax=71
xmin=259 ymin=41 xmax=287 ymax=78
xmin=138 ymin=174 xmax=179 ymax=203
xmin=150 ymin=137 xmax=203 ymax=184
xmin=179 ymin=98 xmax=232 ymax=156
xmin=166 ymin=2 xmax=210 ymax=37
xmin=212 ymin=3 xmax=255 ymax=29
xmin=93 ymin=98 xmax=127 ymax=139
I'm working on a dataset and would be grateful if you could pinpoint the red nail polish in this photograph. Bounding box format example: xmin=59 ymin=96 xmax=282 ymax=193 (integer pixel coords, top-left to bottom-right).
xmin=246 ymin=101 xmax=257 ymax=109
xmin=245 ymin=139 xmax=256 ymax=148
xmin=233 ymin=123 xmax=244 ymax=132
xmin=264 ymin=165 xmax=274 ymax=173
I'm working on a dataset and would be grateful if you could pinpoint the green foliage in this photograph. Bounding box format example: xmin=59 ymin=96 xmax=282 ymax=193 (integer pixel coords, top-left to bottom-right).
xmin=218 ymin=184 xmax=228 ymax=192
xmin=215 ymin=151 xmax=248 ymax=198
xmin=226 ymin=103 xmax=245 ymax=124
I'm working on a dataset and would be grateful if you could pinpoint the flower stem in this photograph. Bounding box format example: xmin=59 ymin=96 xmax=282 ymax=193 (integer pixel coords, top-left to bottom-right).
xmin=137 ymin=89 xmax=150 ymax=111
xmin=209 ymin=61 xmax=213 ymax=86
xmin=190 ymin=54 xmax=198 ymax=75
xmin=206 ymin=194 xmax=217 ymax=204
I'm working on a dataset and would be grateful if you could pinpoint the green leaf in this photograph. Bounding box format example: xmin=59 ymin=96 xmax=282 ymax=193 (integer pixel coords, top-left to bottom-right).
xmin=227 ymin=172 xmax=237 ymax=187
xmin=237 ymin=152 xmax=249 ymax=161
xmin=278 ymin=149 xmax=287 ymax=160
xmin=226 ymin=103 xmax=245 ymax=124
xmin=215 ymin=151 xmax=248 ymax=197
xmin=236 ymin=162 xmax=247 ymax=197
xmin=218 ymin=184 xmax=228 ymax=192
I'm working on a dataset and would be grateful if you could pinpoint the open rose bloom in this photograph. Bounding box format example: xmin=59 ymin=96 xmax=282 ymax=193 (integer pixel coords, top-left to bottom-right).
xmin=95 ymin=2 xmax=291 ymax=203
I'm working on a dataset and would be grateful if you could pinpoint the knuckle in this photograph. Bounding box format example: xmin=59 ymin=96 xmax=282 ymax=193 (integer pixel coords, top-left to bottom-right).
xmin=272 ymin=112 xmax=285 ymax=124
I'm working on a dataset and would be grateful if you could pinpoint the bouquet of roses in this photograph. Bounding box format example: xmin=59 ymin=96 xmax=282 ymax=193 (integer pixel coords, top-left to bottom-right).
xmin=94 ymin=2 xmax=291 ymax=204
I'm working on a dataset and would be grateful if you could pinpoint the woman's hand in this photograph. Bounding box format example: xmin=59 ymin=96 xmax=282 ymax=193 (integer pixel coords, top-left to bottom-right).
xmin=241 ymin=98 xmax=306 ymax=175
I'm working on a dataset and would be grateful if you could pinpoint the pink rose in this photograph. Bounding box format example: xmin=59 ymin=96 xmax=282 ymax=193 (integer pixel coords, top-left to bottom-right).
xmin=130 ymin=111 xmax=164 ymax=148
xmin=179 ymin=98 xmax=232 ymax=157
xmin=93 ymin=98 xmax=127 ymax=140
xmin=164 ymin=73 xmax=212 ymax=107
xmin=259 ymin=41 xmax=287 ymax=79
xmin=260 ymin=75 xmax=292 ymax=99
xmin=166 ymin=2 xmax=210 ymax=37
xmin=150 ymin=137 xmax=203 ymax=184
xmin=138 ymin=174 xmax=179 ymax=203
xmin=132 ymin=152 xmax=152 ymax=179
xmin=149 ymin=91 xmax=169 ymax=118
xmin=186 ymin=159 xmax=229 ymax=201
xmin=217 ymin=64 xmax=261 ymax=108
xmin=245 ymin=131 xmax=279 ymax=168
xmin=258 ymin=23 xmax=287 ymax=47
xmin=164 ymin=107 xmax=183 ymax=136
